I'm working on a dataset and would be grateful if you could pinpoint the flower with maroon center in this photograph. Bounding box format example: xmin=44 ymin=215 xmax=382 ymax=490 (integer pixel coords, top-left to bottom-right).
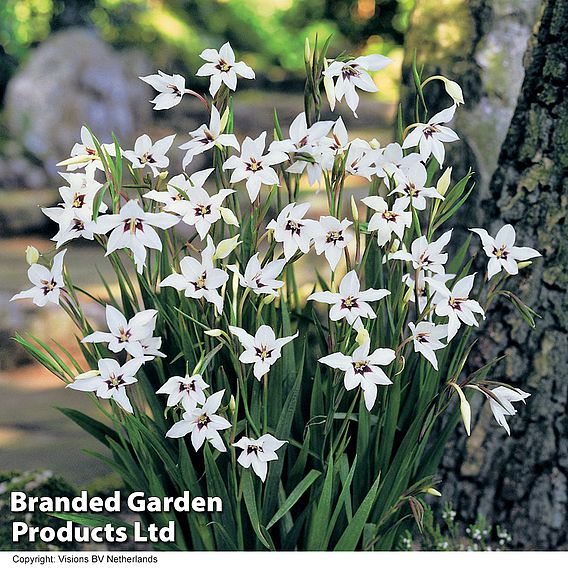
xmin=165 ymin=390 xmax=231 ymax=452
xmin=82 ymin=304 xmax=161 ymax=358
xmin=408 ymin=321 xmax=448 ymax=370
xmin=313 ymin=216 xmax=353 ymax=271
xmin=228 ymin=253 xmax=286 ymax=297
xmin=58 ymin=126 xmax=117 ymax=171
xmin=391 ymin=230 xmax=453 ymax=275
xmin=123 ymin=134 xmax=176 ymax=177
xmin=390 ymin=162 xmax=443 ymax=211
xmin=156 ymin=373 xmax=209 ymax=411
xmin=402 ymin=105 xmax=459 ymax=167
xmin=93 ymin=200 xmax=178 ymax=273
xmin=229 ymin=325 xmax=298 ymax=380
xmin=308 ymin=270 xmax=390 ymax=326
xmin=139 ymin=70 xmax=190 ymax=110
xmin=470 ymin=225 xmax=540 ymax=280
xmin=483 ymin=386 xmax=531 ymax=435
xmin=159 ymin=237 xmax=229 ymax=315
xmin=363 ymin=196 xmax=412 ymax=247
xmin=233 ymin=434 xmax=287 ymax=482
xmin=196 ymin=42 xmax=255 ymax=97
xmin=319 ymin=341 xmax=395 ymax=410
xmin=11 ymin=250 xmax=67 ymax=307
xmin=223 ymin=132 xmax=288 ymax=202
xmin=324 ymin=54 xmax=391 ymax=117
xmin=426 ymin=274 xmax=485 ymax=341
xmin=267 ymin=202 xmax=318 ymax=261
xmin=67 ymin=358 xmax=144 ymax=414
xmin=179 ymin=106 xmax=240 ymax=168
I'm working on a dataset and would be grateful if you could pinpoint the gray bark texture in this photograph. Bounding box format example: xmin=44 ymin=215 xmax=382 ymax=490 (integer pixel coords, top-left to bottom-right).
xmin=404 ymin=0 xmax=568 ymax=550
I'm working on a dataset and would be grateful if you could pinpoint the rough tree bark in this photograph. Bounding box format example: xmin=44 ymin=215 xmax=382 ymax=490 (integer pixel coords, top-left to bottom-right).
xmin=404 ymin=0 xmax=567 ymax=549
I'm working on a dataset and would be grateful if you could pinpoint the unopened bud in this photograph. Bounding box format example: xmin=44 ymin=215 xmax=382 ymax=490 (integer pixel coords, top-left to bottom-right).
xmin=304 ymin=38 xmax=311 ymax=65
xmin=356 ymin=326 xmax=370 ymax=346
xmin=369 ymin=138 xmax=381 ymax=150
xmin=229 ymin=395 xmax=236 ymax=414
xmin=323 ymin=58 xmax=336 ymax=112
xmin=25 ymin=246 xmax=40 ymax=265
xmin=350 ymin=195 xmax=359 ymax=224
xmin=205 ymin=329 xmax=224 ymax=337
xmin=436 ymin=167 xmax=452 ymax=197
xmin=442 ymin=78 xmax=464 ymax=105
xmin=425 ymin=488 xmax=442 ymax=497
xmin=517 ymin=261 xmax=533 ymax=270
xmin=214 ymin=235 xmax=241 ymax=260
xmin=220 ymin=107 xmax=230 ymax=133
xmin=220 ymin=207 xmax=239 ymax=227
xmin=73 ymin=369 xmax=101 ymax=381
xmin=450 ymin=382 xmax=471 ymax=436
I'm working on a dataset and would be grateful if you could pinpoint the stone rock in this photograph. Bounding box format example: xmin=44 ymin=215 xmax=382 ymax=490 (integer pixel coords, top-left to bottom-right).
xmin=4 ymin=28 xmax=153 ymax=175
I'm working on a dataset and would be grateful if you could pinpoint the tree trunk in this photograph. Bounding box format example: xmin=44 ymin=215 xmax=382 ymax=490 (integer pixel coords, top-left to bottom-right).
xmin=439 ymin=0 xmax=568 ymax=550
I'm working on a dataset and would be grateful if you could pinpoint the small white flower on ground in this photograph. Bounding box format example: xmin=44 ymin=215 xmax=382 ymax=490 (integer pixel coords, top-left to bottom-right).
xmin=67 ymin=358 xmax=144 ymax=414
xmin=229 ymin=253 xmax=286 ymax=296
xmin=156 ymin=374 xmax=209 ymax=410
xmin=313 ymin=216 xmax=353 ymax=271
xmin=223 ymin=132 xmax=288 ymax=202
xmin=308 ymin=270 xmax=390 ymax=325
xmin=93 ymin=200 xmax=178 ymax=273
xmin=402 ymin=105 xmax=459 ymax=166
xmin=11 ymin=250 xmax=67 ymax=307
xmin=233 ymin=434 xmax=287 ymax=482
xmin=390 ymin=162 xmax=443 ymax=210
xmin=363 ymin=196 xmax=412 ymax=247
xmin=164 ymin=170 xmax=235 ymax=239
xmin=197 ymin=42 xmax=255 ymax=97
xmin=324 ymin=54 xmax=391 ymax=116
xmin=408 ymin=321 xmax=447 ymax=370
xmin=427 ymin=274 xmax=485 ymax=341
xmin=82 ymin=305 xmax=160 ymax=358
xmin=485 ymin=386 xmax=530 ymax=435
xmin=229 ymin=325 xmax=298 ymax=380
xmin=159 ymin=237 xmax=229 ymax=314
xmin=179 ymin=106 xmax=239 ymax=168
xmin=165 ymin=390 xmax=231 ymax=452
xmin=319 ymin=341 xmax=395 ymax=410
xmin=391 ymin=230 xmax=453 ymax=275
xmin=140 ymin=70 xmax=187 ymax=110
xmin=470 ymin=225 xmax=541 ymax=280
xmin=266 ymin=202 xmax=318 ymax=260
xmin=123 ymin=134 xmax=176 ymax=177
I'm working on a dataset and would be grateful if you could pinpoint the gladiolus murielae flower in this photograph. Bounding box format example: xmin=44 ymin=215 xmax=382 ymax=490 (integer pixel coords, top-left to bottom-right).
xmin=11 ymin=38 xmax=542 ymax=551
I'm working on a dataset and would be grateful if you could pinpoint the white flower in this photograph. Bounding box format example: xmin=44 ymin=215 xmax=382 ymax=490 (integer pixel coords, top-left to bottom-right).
xmin=408 ymin=321 xmax=447 ymax=370
xmin=10 ymin=250 xmax=67 ymax=307
xmin=156 ymin=373 xmax=209 ymax=410
xmin=159 ymin=237 xmax=229 ymax=314
xmin=144 ymin=172 xmax=193 ymax=206
xmin=270 ymin=112 xmax=334 ymax=186
xmin=229 ymin=325 xmax=298 ymax=380
xmin=140 ymin=70 xmax=187 ymax=110
xmin=229 ymin=253 xmax=286 ymax=296
xmin=362 ymin=196 xmax=412 ymax=246
xmin=402 ymin=105 xmax=459 ymax=166
xmin=123 ymin=134 xmax=176 ymax=177
xmin=165 ymin=390 xmax=231 ymax=452
xmin=93 ymin=200 xmax=178 ymax=273
xmin=67 ymin=358 xmax=144 ymax=413
xmin=324 ymin=54 xmax=391 ymax=116
xmin=427 ymin=274 xmax=485 ymax=341
xmin=267 ymin=202 xmax=318 ymax=260
xmin=233 ymin=434 xmax=287 ymax=482
xmin=324 ymin=117 xmax=369 ymax=162
xmin=196 ymin=42 xmax=255 ymax=97
xmin=223 ymin=132 xmax=288 ymax=202
xmin=59 ymin=126 xmax=116 ymax=171
xmin=312 ymin=216 xmax=353 ymax=271
xmin=485 ymin=386 xmax=530 ymax=435
xmin=82 ymin=305 xmax=160 ymax=359
xmin=179 ymin=106 xmax=239 ymax=168
xmin=164 ymin=169 xmax=234 ymax=239
xmin=344 ymin=145 xmax=378 ymax=180
xmin=374 ymin=142 xmax=422 ymax=180
xmin=403 ymin=271 xmax=455 ymax=313
xmin=391 ymin=230 xmax=453 ymax=275
xmin=390 ymin=162 xmax=443 ymax=210
xmin=319 ymin=341 xmax=395 ymax=410
xmin=308 ymin=270 xmax=390 ymax=326
xmin=470 ymin=225 xmax=541 ymax=280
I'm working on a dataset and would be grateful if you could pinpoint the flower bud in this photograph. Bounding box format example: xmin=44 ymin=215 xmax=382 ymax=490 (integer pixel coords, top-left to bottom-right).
xmin=425 ymin=488 xmax=442 ymax=497
xmin=369 ymin=138 xmax=381 ymax=150
xmin=262 ymin=294 xmax=277 ymax=306
xmin=350 ymin=195 xmax=359 ymax=224
xmin=442 ymin=78 xmax=464 ymax=105
xmin=517 ymin=261 xmax=533 ymax=270
xmin=229 ymin=395 xmax=236 ymax=414
xmin=214 ymin=235 xmax=241 ymax=260
xmin=450 ymin=382 xmax=471 ymax=436
xmin=219 ymin=107 xmax=230 ymax=133
xmin=205 ymin=329 xmax=224 ymax=337
xmin=436 ymin=167 xmax=452 ymax=197
xmin=74 ymin=369 xmax=101 ymax=380
xmin=356 ymin=326 xmax=370 ymax=346
xmin=323 ymin=58 xmax=336 ymax=112
xmin=304 ymin=38 xmax=311 ymax=66
xmin=25 ymin=246 xmax=40 ymax=265
xmin=220 ymin=207 xmax=239 ymax=227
